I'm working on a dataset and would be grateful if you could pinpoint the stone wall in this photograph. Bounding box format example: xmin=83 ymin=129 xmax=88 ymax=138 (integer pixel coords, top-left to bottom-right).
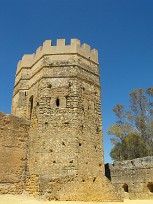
xmin=0 ymin=112 xmax=29 ymax=194
xmin=105 ymin=156 xmax=153 ymax=199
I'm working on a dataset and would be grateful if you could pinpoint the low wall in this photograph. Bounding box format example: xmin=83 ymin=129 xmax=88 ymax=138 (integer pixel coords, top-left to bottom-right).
xmin=0 ymin=112 xmax=29 ymax=194
xmin=105 ymin=157 xmax=153 ymax=199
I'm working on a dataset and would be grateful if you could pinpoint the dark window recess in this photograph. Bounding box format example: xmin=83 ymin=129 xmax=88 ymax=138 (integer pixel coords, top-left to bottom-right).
xmin=25 ymin=91 xmax=27 ymax=96
xmin=56 ymin=98 xmax=60 ymax=107
xmin=62 ymin=142 xmax=65 ymax=146
xmin=79 ymin=143 xmax=82 ymax=146
xmin=122 ymin=184 xmax=129 ymax=192
xmin=64 ymin=122 xmax=69 ymax=125
xmin=69 ymin=82 xmax=72 ymax=87
xmin=29 ymin=96 xmax=33 ymax=119
xmin=96 ymin=126 xmax=100 ymax=133
xmin=147 ymin=182 xmax=153 ymax=193
xmin=53 ymin=161 xmax=56 ymax=163
xmin=93 ymin=177 xmax=96 ymax=182
xmin=47 ymin=84 xmax=52 ymax=88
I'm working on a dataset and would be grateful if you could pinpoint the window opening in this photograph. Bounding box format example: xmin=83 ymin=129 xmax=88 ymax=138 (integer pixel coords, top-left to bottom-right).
xmin=147 ymin=182 xmax=153 ymax=193
xmin=29 ymin=96 xmax=33 ymax=119
xmin=93 ymin=177 xmax=96 ymax=182
xmin=56 ymin=98 xmax=60 ymax=107
xmin=47 ymin=84 xmax=52 ymax=88
xmin=122 ymin=183 xmax=129 ymax=192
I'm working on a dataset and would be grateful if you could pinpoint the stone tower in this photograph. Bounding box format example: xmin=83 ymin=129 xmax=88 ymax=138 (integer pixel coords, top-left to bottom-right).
xmin=12 ymin=39 xmax=120 ymax=201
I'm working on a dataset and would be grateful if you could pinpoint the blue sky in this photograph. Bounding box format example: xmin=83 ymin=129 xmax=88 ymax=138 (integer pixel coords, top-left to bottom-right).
xmin=0 ymin=0 xmax=153 ymax=163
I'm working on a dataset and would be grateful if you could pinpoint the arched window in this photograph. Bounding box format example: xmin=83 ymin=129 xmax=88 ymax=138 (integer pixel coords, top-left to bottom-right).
xmin=29 ymin=96 xmax=33 ymax=119
xmin=147 ymin=182 xmax=153 ymax=193
xmin=56 ymin=98 xmax=60 ymax=107
xmin=122 ymin=183 xmax=129 ymax=193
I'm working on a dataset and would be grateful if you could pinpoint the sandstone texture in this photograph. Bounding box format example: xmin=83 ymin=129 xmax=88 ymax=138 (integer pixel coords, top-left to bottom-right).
xmin=105 ymin=156 xmax=153 ymax=200
xmin=0 ymin=112 xmax=29 ymax=194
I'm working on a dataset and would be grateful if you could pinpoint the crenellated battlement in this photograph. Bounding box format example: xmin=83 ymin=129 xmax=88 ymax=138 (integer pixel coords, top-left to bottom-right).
xmin=16 ymin=39 xmax=98 ymax=74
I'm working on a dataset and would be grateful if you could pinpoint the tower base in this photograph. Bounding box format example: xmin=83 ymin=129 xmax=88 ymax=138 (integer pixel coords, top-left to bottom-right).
xmin=35 ymin=174 xmax=121 ymax=201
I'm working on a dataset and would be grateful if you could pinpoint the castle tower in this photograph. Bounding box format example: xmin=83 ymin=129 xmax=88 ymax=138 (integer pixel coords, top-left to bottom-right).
xmin=12 ymin=39 xmax=120 ymax=201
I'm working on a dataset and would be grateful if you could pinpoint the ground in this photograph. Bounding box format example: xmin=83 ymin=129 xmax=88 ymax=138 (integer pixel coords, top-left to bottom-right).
xmin=0 ymin=195 xmax=152 ymax=204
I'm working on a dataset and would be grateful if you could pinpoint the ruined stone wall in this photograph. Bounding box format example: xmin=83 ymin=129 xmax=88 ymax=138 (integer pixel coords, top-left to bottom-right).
xmin=0 ymin=112 xmax=29 ymax=194
xmin=105 ymin=156 xmax=153 ymax=199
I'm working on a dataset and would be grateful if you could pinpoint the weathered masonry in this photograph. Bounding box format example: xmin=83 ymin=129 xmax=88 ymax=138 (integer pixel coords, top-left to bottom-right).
xmin=105 ymin=156 xmax=153 ymax=200
xmin=0 ymin=112 xmax=29 ymax=194
xmin=10 ymin=39 xmax=120 ymax=201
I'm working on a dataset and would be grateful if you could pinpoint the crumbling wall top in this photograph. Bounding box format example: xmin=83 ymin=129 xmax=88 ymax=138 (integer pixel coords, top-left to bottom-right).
xmin=16 ymin=39 xmax=98 ymax=74
xmin=107 ymin=156 xmax=153 ymax=169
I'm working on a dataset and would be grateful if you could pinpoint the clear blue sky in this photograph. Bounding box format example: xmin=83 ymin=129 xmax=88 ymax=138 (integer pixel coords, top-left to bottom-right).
xmin=0 ymin=0 xmax=153 ymax=163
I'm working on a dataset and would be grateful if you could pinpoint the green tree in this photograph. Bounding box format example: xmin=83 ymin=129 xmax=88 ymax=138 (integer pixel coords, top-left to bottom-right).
xmin=107 ymin=88 xmax=153 ymax=161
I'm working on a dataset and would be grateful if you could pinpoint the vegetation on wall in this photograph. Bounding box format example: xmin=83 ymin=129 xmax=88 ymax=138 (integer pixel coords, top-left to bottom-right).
xmin=107 ymin=88 xmax=153 ymax=161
